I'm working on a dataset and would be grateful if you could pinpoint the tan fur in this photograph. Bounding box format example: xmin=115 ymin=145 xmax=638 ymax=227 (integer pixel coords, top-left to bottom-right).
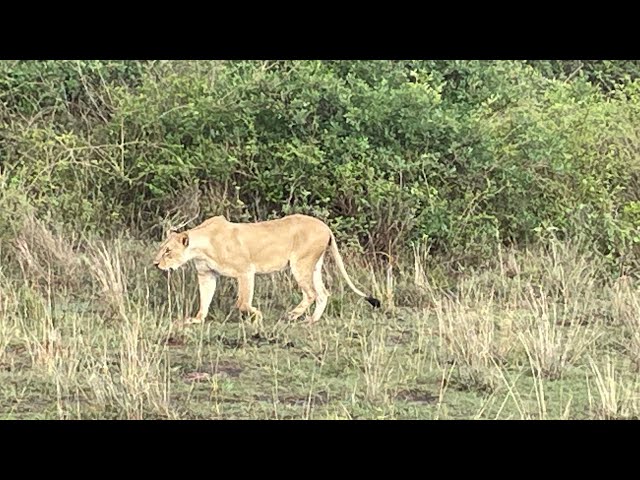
xmin=153 ymin=214 xmax=379 ymax=325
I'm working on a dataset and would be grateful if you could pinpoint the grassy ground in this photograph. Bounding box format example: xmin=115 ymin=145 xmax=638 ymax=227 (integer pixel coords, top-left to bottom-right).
xmin=1 ymin=218 xmax=639 ymax=419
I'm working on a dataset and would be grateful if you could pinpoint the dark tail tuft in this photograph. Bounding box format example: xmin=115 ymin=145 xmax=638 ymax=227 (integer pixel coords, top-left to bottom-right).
xmin=366 ymin=296 xmax=381 ymax=309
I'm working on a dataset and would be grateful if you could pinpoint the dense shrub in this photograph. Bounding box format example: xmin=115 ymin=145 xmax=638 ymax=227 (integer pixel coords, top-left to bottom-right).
xmin=1 ymin=60 xmax=638 ymax=266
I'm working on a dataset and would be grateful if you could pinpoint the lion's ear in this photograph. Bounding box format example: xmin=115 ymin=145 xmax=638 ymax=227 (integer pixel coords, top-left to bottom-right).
xmin=181 ymin=233 xmax=189 ymax=247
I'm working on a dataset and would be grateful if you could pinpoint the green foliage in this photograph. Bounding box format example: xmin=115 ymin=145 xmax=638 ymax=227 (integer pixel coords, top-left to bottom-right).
xmin=528 ymin=60 xmax=640 ymax=92
xmin=1 ymin=60 xmax=639 ymax=265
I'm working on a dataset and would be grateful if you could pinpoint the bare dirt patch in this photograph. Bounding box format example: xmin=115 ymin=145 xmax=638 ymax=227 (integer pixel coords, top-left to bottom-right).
xmin=394 ymin=388 xmax=437 ymax=405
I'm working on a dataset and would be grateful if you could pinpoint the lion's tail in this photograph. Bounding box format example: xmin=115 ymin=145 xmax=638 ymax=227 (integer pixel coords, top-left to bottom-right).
xmin=327 ymin=232 xmax=381 ymax=308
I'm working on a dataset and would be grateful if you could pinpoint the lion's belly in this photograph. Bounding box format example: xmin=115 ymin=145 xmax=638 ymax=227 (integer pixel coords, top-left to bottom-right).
xmin=195 ymin=252 xmax=289 ymax=277
xmin=249 ymin=242 xmax=292 ymax=274
xmin=253 ymin=258 xmax=290 ymax=274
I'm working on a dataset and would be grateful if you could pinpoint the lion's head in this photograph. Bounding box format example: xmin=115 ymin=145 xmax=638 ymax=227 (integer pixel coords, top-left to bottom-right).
xmin=153 ymin=231 xmax=191 ymax=271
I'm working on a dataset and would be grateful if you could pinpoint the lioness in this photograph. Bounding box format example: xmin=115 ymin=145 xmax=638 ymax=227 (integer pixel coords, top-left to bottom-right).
xmin=153 ymin=214 xmax=381 ymax=325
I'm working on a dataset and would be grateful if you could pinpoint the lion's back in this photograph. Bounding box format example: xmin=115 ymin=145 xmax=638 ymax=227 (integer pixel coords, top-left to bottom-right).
xmin=260 ymin=214 xmax=330 ymax=238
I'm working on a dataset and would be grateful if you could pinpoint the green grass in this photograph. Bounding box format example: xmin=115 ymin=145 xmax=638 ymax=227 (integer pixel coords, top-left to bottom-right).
xmin=1 ymin=219 xmax=639 ymax=419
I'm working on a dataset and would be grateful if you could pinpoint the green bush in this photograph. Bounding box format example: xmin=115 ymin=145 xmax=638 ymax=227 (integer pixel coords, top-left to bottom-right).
xmin=1 ymin=60 xmax=639 ymax=266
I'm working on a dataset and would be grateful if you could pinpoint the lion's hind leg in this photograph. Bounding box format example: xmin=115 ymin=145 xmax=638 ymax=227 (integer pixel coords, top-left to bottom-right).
xmin=288 ymin=253 xmax=327 ymax=322
xmin=309 ymin=254 xmax=329 ymax=323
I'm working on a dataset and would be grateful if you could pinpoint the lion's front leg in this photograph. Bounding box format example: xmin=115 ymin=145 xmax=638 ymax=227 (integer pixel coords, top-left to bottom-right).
xmin=235 ymin=271 xmax=263 ymax=323
xmin=184 ymin=270 xmax=218 ymax=325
